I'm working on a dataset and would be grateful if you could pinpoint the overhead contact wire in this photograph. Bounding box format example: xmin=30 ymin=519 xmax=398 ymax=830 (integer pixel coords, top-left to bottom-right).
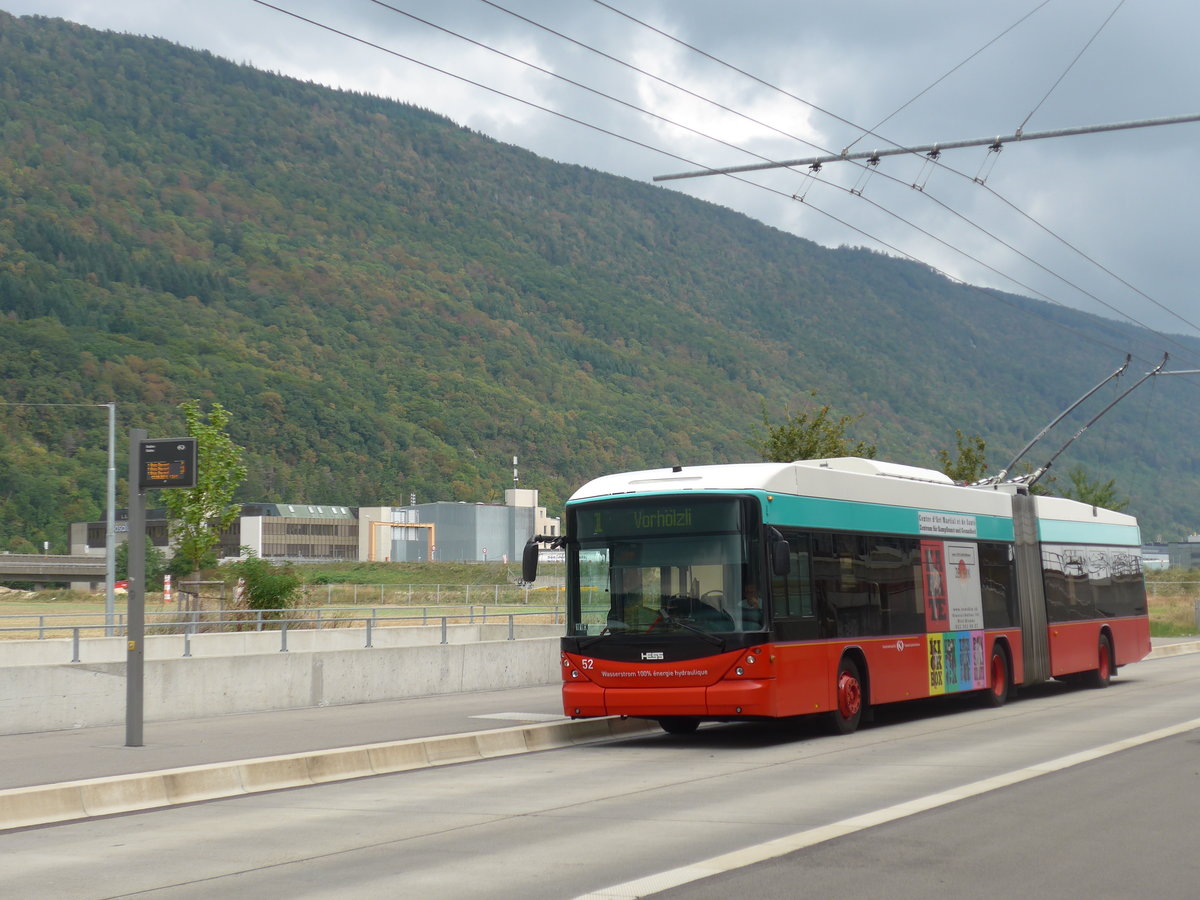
xmin=250 ymin=1 xmax=1154 ymax=363
xmin=1017 ymin=0 xmax=1128 ymax=134
xmin=845 ymin=0 xmax=1056 ymax=154
xmin=590 ymin=0 xmax=1200 ymax=360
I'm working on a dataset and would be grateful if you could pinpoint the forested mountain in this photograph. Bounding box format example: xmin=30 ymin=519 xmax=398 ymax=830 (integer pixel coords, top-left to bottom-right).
xmin=2 ymin=11 xmax=1198 ymax=551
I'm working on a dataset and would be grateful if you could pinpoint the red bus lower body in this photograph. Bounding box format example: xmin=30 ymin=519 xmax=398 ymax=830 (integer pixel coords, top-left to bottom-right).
xmin=561 ymin=629 xmax=1028 ymax=721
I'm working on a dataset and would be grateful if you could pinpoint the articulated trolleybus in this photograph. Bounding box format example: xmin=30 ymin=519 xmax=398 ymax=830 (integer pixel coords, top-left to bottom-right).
xmin=523 ymin=457 xmax=1150 ymax=735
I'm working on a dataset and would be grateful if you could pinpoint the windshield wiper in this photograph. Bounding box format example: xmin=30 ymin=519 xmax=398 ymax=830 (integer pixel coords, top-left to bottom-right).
xmin=656 ymin=609 xmax=726 ymax=650
xmin=577 ymin=627 xmax=613 ymax=651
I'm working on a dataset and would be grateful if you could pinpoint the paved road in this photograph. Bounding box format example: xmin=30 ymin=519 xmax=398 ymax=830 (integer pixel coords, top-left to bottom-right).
xmin=2 ymin=651 xmax=1198 ymax=898
xmin=653 ymin=729 xmax=1200 ymax=899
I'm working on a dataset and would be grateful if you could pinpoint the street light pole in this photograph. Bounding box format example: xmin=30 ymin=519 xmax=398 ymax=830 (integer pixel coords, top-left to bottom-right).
xmin=106 ymin=402 xmax=117 ymax=635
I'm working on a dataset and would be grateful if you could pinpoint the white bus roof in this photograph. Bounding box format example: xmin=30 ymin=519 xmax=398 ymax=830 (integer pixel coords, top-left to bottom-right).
xmin=568 ymin=457 xmax=1140 ymax=531
xmin=1031 ymin=493 xmax=1139 ymax=530
xmin=569 ymin=457 xmax=1010 ymax=517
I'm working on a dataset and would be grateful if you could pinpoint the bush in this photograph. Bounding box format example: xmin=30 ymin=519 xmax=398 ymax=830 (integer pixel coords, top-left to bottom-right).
xmin=226 ymin=555 xmax=300 ymax=612
xmin=116 ymin=541 xmax=169 ymax=590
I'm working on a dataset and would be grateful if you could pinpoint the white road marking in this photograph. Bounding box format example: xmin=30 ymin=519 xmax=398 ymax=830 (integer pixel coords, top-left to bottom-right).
xmin=576 ymin=716 xmax=1200 ymax=899
xmin=469 ymin=712 xmax=568 ymax=722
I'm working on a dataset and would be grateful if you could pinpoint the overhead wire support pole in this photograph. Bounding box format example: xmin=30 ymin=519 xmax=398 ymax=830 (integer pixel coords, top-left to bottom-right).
xmin=653 ymin=113 xmax=1200 ymax=182
xmin=1020 ymin=353 xmax=1169 ymax=487
xmin=987 ymin=354 xmax=1131 ymax=484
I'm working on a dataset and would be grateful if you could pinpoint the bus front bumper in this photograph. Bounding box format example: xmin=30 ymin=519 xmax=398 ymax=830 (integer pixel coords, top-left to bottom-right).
xmin=562 ymin=679 xmax=775 ymax=719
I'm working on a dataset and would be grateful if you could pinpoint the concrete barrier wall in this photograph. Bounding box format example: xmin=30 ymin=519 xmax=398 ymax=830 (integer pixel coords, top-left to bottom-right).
xmin=0 ymin=623 xmax=564 ymax=666
xmin=0 ymin=636 xmax=561 ymax=735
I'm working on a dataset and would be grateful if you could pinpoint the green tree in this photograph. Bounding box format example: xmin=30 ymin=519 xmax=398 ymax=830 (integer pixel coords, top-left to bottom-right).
xmin=750 ymin=393 xmax=876 ymax=462
xmin=226 ymin=553 xmax=300 ymax=613
xmin=162 ymin=400 xmax=247 ymax=576
xmin=936 ymin=430 xmax=988 ymax=483
xmin=165 ymin=544 xmax=216 ymax=581
xmin=115 ymin=539 xmax=168 ymax=589
xmin=1061 ymin=466 xmax=1128 ymax=510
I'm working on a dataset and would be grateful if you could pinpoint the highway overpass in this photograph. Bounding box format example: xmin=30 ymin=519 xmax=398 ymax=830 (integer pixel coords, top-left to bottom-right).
xmin=0 ymin=553 xmax=105 ymax=589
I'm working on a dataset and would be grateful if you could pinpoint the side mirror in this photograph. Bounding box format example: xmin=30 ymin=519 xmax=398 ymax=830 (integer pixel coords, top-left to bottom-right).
xmin=771 ymin=536 xmax=791 ymax=576
xmin=521 ymin=538 xmax=539 ymax=583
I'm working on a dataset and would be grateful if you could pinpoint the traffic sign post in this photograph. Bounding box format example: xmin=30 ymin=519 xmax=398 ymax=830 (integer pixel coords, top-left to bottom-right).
xmin=126 ymin=433 xmax=197 ymax=748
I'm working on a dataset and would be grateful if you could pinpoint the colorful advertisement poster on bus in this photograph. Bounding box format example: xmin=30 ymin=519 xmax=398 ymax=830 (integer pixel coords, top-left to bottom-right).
xmin=928 ymin=633 xmax=946 ymax=695
xmin=920 ymin=540 xmax=948 ymax=633
xmin=944 ymin=542 xmax=983 ymax=632
xmin=924 ymin=542 xmax=987 ymax=695
xmin=929 ymin=630 xmax=988 ymax=694
xmin=971 ymin=632 xmax=986 ymax=687
xmin=944 ymin=631 xmax=987 ymax=691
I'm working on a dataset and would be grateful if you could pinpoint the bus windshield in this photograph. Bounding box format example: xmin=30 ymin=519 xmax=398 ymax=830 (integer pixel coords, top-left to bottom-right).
xmin=567 ymin=497 xmax=763 ymax=636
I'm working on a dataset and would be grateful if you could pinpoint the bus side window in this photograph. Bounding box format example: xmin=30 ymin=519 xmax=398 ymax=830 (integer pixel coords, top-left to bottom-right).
xmin=813 ymin=533 xmax=872 ymax=637
xmin=871 ymin=536 xmax=922 ymax=636
xmin=771 ymin=534 xmax=816 ymax=639
xmin=980 ymin=542 xmax=1017 ymax=628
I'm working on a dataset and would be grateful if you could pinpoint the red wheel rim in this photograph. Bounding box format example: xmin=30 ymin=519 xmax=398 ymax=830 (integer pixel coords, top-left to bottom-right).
xmin=837 ymin=671 xmax=862 ymax=718
xmin=990 ymin=652 xmax=1006 ymax=696
xmin=1099 ymin=641 xmax=1111 ymax=680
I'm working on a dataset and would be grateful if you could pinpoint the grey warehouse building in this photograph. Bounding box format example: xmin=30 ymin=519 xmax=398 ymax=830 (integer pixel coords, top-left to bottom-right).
xmin=359 ymin=490 xmax=558 ymax=564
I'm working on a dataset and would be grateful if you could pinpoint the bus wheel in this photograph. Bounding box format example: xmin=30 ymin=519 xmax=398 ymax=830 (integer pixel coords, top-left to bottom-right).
xmin=658 ymin=717 xmax=700 ymax=735
xmin=827 ymin=658 xmax=865 ymax=735
xmin=981 ymin=643 xmax=1010 ymax=708
xmin=1084 ymin=635 xmax=1114 ymax=689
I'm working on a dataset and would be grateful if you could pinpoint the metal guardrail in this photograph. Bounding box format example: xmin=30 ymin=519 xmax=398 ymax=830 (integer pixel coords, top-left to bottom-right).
xmin=0 ymin=607 xmax=565 ymax=663
xmin=298 ymin=582 xmax=564 ymax=604
xmin=0 ymin=603 xmax=562 ymax=635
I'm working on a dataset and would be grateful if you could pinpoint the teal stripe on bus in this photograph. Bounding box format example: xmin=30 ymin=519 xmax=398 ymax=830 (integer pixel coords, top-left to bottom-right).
xmin=757 ymin=493 xmax=1014 ymax=541
xmin=1036 ymin=519 xmax=1141 ymax=546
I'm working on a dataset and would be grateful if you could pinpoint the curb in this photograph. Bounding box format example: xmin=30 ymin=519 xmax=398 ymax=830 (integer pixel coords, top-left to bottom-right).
xmin=1146 ymin=640 xmax=1200 ymax=659
xmin=0 ymin=716 xmax=659 ymax=832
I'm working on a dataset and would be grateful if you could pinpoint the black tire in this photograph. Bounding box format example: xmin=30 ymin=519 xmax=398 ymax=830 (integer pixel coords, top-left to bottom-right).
xmin=658 ymin=717 xmax=700 ymax=735
xmin=980 ymin=643 xmax=1010 ymax=708
xmin=1084 ymin=634 xmax=1114 ymax=689
xmin=826 ymin=657 xmax=865 ymax=735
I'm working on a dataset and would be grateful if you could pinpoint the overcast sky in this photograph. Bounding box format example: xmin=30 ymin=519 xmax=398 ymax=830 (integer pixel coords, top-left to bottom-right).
xmin=8 ymin=0 xmax=1200 ymax=363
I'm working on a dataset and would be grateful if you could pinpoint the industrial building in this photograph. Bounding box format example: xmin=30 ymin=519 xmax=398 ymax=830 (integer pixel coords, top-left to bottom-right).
xmin=70 ymin=489 xmax=559 ymax=565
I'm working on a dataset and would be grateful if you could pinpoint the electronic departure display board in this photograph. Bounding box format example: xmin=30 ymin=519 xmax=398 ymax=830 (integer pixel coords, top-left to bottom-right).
xmin=138 ymin=438 xmax=197 ymax=489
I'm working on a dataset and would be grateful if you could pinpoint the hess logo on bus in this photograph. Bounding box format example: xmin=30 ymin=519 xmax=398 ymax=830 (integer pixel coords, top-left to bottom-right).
xmin=641 ymin=651 xmax=664 ymax=660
